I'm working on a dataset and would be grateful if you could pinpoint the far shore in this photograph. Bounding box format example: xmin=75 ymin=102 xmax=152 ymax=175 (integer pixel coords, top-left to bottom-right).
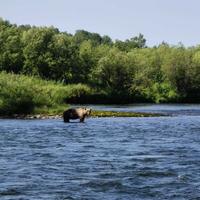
xmin=0 ymin=110 xmax=166 ymax=120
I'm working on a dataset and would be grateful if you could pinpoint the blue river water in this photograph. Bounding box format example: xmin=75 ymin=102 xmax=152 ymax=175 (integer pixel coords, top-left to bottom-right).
xmin=0 ymin=104 xmax=200 ymax=200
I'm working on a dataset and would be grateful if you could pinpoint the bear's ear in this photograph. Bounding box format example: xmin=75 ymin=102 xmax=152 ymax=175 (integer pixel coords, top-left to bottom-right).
xmin=88 ymin=108 xmax=91 ymax=114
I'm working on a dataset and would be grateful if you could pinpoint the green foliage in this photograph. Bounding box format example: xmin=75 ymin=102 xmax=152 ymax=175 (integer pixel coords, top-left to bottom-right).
xmin=21 ymin=26 xmax=78 ymax=81
xmin=91 ymin=48 xmax=135 ymax=96
xmin=91 ymin=110 xmax=162 ymax=117
xmin=0 ymin=19 xmax=24 ymax=73
xmin=161 ymin=46 xmax=192 ymax=96
xmin=0 ymin=72 xmax=93 ymax=115
xmin=0 ymin=18 xmax=200 ymax=106
xmin=142 ymin=82 xmax=179 ymax=103
xmin=74 ymin=30 xmax=112 ymax=46
xmin=115 ymin=33 xmax=146 ymax=51
xmin=191 ymin=51 xmax=200 ymax=90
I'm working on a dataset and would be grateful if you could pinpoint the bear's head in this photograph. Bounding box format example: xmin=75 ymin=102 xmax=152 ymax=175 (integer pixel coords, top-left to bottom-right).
xmin=84 ymin=108 xmax=92 ymax=116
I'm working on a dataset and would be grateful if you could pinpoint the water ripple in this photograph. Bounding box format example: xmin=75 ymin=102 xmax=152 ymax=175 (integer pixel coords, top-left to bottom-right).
xmin=0 ymin=105 xmax=200 ymax=199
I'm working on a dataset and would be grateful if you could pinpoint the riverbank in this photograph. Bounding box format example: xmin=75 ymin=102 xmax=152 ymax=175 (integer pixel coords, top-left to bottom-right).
xmin=91 ymin=110 xmax=164 ymax=117
xmin=0 ymin=110 xmax=164 ymax=120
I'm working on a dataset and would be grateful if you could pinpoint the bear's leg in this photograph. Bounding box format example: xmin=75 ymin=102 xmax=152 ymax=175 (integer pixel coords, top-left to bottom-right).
xmin=64 ymin=118 xmax=70 ymax=123
xmin=80 ymin=117 xmax=85 ymax=123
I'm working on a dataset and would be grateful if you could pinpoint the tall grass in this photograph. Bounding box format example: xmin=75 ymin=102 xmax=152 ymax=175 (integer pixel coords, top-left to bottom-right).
xmin=0 ymin=72 xmax=93 ymax=115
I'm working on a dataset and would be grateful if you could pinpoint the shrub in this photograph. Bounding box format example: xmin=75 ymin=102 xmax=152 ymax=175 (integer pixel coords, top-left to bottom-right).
xmin=0 ymin=72 xmax=93 ymax=115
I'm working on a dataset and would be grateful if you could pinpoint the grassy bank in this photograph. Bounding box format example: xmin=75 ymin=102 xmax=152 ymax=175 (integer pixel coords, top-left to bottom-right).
xmin=0 ymin=72 xmax=164 ymax=118
xmin=0 ymin=72 xmax=147 ymax=117
xmin=0 ymin=109 xmax=163 ymax=119
xmin=91 ymin=110 xmax=163 ymax=117
xmin=0 ymin=72 xmax=93 ymax=115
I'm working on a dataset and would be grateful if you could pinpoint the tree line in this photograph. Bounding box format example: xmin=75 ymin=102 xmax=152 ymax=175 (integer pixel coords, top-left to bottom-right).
xmin=0 ymin=18 xmax=200 ymax=103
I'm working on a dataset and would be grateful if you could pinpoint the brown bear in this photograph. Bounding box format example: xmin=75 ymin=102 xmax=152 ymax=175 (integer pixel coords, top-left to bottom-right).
xmin=63 ymin=107 xmax=92 ymax=123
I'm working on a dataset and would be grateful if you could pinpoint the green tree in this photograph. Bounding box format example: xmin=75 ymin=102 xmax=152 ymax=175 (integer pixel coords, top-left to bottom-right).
xmin=74 ymin=30 xmax=100 ymax=45
xmin=22 ymin=27 xmax=58 ymax=77
xmin=187 ymin=49 xmax=200 ymax=101
xmin=47 ymin=33 xmax=79 ymax=82
xmin=128 ymin=48 xmax=164 ymax=100
xmin=161 ymin=46 xmax=192 ymax=98
xmin=115 ymin=33 xmax=146 ymax=51
xmin=75 ymin=40 xmax=94 ymax=83
xmin=102 ymin=35 xmax=113 ymax=45
xmin=0 ymin=19 xmax=24 ymax=73
xmin=92 ymin=48 xmax=135 ymax=96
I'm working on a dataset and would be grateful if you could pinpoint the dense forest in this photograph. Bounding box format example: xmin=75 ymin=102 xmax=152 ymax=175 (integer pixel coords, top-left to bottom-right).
xmin=0 ymin=18 xmax=200 ymax=106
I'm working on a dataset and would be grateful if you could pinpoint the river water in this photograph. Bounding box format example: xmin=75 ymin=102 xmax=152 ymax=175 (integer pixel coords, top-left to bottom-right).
xmin=0 ymin=104 xmax=200 ymax=200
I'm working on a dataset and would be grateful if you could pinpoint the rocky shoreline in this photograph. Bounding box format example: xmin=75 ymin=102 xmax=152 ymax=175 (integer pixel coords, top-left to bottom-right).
xmin=0 ymin=110 xmax=165 ymax=120
xmin=0 ymin=114 xmax=62 ymax=120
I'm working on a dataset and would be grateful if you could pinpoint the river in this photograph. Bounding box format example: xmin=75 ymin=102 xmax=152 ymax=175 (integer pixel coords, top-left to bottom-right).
xmin=0 ymin=104 xmax=200 ymax=200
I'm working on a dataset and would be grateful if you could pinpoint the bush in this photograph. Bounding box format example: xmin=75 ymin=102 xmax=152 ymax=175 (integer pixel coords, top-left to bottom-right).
xmin=0 ymin=72 xmax=93 ymax=115
xmin=141 ymin=82 xmax=179 ymax=103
